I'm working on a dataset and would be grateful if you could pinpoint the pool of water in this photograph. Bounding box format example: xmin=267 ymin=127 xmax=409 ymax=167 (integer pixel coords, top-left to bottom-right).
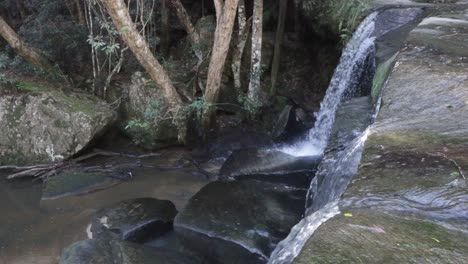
xmin=0 ymin=148 xmax=211 ymax=264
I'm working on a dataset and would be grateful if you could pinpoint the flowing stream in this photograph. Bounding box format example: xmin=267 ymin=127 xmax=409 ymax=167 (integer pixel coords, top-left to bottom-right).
xmin=270 ymin=13 xmax=379 ymax=264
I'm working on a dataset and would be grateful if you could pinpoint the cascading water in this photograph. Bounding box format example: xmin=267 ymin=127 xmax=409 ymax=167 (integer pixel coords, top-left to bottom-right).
xmin=270 ymin=129 xmax=371 ymax=264
xmin=281 ymin=13 xmax=377 ymax=157
xmin=269 ymin=12 xmax=379 ymax=264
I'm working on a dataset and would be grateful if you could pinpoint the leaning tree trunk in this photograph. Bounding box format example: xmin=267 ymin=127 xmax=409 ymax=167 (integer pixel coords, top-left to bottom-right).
xmin=248 ymin=0 xmax=263 ymax=103
xmin=167 ymin=0 xmax=203 ymax=61
xmin=214 ymin=0 xmax=224 ymax=24
xmin=203 ymin=0 xmax=240 ymax=128
xmin=0 ymin=15 xmax=54 ymax=70
xmin=100 ymin=0 xmax=182 ymax=109
xmin=270 ymin=0 xmax=288 ymax=96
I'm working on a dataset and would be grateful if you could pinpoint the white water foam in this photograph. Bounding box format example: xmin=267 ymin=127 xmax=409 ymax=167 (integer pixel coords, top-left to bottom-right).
xmin=281 ymin=13 xmax=377 ymax=157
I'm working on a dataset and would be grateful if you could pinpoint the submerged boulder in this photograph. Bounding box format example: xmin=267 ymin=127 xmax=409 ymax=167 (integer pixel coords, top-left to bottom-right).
xmin=90 ymin=198 xmax=177 ymax=243
xmin=0 ymin=80 xmax=116 ymax=165
xmin=60 ymin=239 xmax=197 ymax=264
xmin=42 ymin=170 xmax=131 ymax=200
xmin=174 ymin=179 xmax=307 ymax=264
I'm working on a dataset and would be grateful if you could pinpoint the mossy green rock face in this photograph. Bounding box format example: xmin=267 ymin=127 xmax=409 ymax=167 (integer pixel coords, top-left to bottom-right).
xmin=295 ymin=9 xmax=468 ymax=263
xmin=59 ymin=239 xmax=198 ymax=264
xmin=0 ymin=80 xmax=116 ymax=165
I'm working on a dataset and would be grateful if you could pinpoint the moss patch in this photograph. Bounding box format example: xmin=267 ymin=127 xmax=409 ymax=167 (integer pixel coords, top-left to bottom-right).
xmin=371 ymin=53 xmax=398 ymax=103
xmin=42 ymin=171 xmax=117 ymax=199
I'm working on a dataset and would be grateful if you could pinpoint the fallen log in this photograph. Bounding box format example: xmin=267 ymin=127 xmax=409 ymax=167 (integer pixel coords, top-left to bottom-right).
xmin=0 ymin=149 xmax=161 ymax=181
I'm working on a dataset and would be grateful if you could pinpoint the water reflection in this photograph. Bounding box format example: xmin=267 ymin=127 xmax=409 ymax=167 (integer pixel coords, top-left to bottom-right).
xmin=0 ymin=149 xmax=210 ymax=264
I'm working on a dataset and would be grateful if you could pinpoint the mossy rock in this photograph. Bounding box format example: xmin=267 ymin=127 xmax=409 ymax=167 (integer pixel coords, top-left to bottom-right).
xmin=295 ymin=209 xmax=468 ymax=263
xmin=42 ymin=170 xmax=130 ymax=200
xmin=0 ymin=78 xmax=116 ymax=166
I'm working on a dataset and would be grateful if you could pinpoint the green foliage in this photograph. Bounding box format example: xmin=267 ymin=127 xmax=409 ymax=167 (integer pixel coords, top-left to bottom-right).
xmin=144 ymin=99 xmax=165 ymax=121
xmin=332 ymin=0 xmax=372 ymax=43
xmin=124 ymin=99 xmax=167 ymax=145
xmin=306 ymin=0 xmax=371 ymax=43
xmin=178 ymin=98 xmax=210 ymax=122
xmin=124 ymin=118 xmax=151 ymax=145
xmin=238 ymin=93 xmax=261 ymax=116
xmin=0 ymin=52 xmax=9 ymax=70
xmin=0 ymin=0 xmax=89 ymax=78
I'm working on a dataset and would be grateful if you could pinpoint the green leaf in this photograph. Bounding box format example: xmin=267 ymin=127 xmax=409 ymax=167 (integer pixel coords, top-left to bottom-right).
xmin=431 ymin=237 xmax=440 ymax=243
xmin=344 ymin=213 xmax=353 ymax=217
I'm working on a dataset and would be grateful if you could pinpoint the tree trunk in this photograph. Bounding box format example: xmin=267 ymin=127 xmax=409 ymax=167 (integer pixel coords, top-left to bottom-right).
xmin=167 ymin=0 xmax=203 ymax=61
xmin=0 ymin=15 xmax=54 ymax=70
xmin=231 ymin=0 xmax=250 ymax=91
xmin=247 ymin=0 xmax=263 ymax=103
xmin=270 ymin=0 xmax=287 ymax=96
xmin=214 ymin=0 xmax=224 ymax=24
xmin=203 ymin=0 xmax=240 ymax=127
xmin=100 ymin=0 xmax=182 ymax=109
xmin=160 ymin=0 xmax=170 ymax=56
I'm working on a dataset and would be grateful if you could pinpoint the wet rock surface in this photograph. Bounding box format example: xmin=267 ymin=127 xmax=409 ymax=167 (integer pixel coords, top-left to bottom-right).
xmin=90 ymin=198 xmax=177 ymax=242
xmin=296 ymin=8 xmax=468 ymax=263
xmin=60 ymin=239 xmax=198 ymax=264
xmin=175 ymin=179 xmax=307 ymax=264
xmin=0 ymin=81 xmax=116 ymax=165
xmin=220 ymin=149 xmax=320 ymax=181
xmin=328 ymin=96 xmax=373 ymax=151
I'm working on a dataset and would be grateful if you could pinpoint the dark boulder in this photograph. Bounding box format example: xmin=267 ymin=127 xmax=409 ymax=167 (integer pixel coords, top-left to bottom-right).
xmin=192 ymin=129 xmax=275 ymax=176
xmin=90 ymin=198 xmax=177 ymax=243
xmin=59 ymin=239 xmax=197 ymax=264
xmin=174 ymin=180 xmax=307 ymax=264
xmin=193 ymin=129 xmax=274 ymax=161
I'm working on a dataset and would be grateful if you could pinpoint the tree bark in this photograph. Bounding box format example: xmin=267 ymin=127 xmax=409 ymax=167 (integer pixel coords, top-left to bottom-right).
xmin=167 ymin=0 xmax=203 ymax=61
xmin=214 ymin=0 xmax=224 ymax=24
xmin=270 ymin=0 xmax=288 ymax=96
xmin=100 ymin=0 xmax=182 ymax=109
xmin=231 ymin=0 xmax=251 ymax=91
xmin=248 ymin=0 xmax=263 ymax=103
xmin=203 ymin=0 xmax=240 ymax=127
xmin=0 ymin=15 xmax=54 ymax=70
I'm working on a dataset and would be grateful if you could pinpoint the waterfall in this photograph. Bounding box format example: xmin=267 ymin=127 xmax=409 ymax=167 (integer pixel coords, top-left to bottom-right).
xmin=281 ymin=12 xmax=377 ymax=157
xmin=269 ymin=13 xmax=379 ymax=264
xmin=269 ymin=129 xmax=370 ymax=264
